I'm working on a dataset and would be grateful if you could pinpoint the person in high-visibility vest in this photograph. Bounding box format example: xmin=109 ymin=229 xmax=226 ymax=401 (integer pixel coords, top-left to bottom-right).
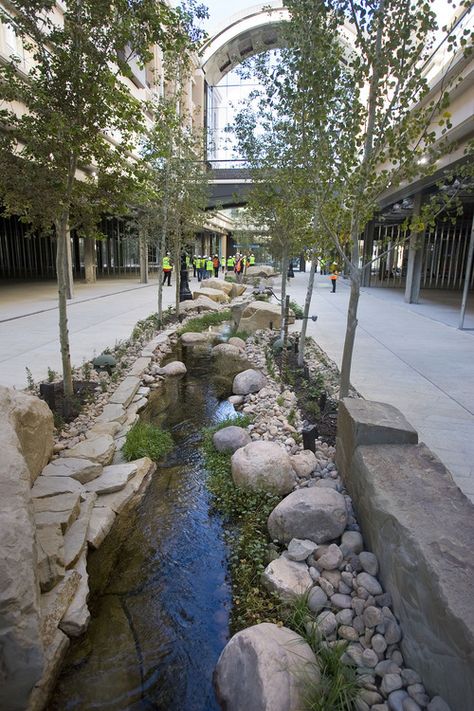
xmin=206 ymin=256 xmax=214 ymax=279
xmin=220 ymin=256 xmax=226 ymax=273
xmin=329 ymin=270 xmax=338 ymax=293
xmin=212 ymin=254 xmax=220 ymax=278
xmin=226 ymin=255 xmax=235 ymax=272
xmin=197 ymin=256 xmax=203 ymax=281
xmin=192 ymin=255 xmax=198 ymax=278
xmin=249 ymin=253 xmax=255 ymax=265
xmin=162 ymin=253 xmax=172 ymax=286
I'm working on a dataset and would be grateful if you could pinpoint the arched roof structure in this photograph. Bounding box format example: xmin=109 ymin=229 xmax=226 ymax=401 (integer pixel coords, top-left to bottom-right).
xmin=200 ymin=1 xmax=357 ymax=86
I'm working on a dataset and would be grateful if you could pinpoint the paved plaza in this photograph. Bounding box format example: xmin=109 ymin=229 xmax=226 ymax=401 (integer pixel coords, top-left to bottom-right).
xmin=1 ymin=271 xmax=473 ymax=501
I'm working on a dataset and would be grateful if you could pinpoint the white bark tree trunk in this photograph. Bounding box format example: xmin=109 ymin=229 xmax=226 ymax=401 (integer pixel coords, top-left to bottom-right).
xmin=298 ymin=257 xmax=317 ymax=367
xmin=56 ymin=215 xmax=74 ymax=397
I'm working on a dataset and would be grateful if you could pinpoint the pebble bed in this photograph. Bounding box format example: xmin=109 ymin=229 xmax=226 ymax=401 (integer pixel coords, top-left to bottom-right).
xmin=228 ymin=329 xmax=451 ymax=711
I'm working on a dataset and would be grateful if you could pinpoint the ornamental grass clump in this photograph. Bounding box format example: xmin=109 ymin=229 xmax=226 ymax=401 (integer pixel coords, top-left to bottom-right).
xmin=123 ymin=421 xmax=173 ymax=462
xmin=178 ymin=310 xmax=232 ymax=335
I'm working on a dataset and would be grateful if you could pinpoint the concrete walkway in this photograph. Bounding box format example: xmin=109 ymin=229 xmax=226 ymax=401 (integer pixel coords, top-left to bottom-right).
xmin=1 ymin=272 xmax=473 ymax=501
xmin=285 ymin=272 xmax=474 ymax=502
xmin=0 ymin=277 xmax=179 ymax=389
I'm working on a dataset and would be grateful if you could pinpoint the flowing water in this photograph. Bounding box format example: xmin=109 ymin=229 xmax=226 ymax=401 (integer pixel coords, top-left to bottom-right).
xmin=50 ymin=337 xmax=237 ymax=711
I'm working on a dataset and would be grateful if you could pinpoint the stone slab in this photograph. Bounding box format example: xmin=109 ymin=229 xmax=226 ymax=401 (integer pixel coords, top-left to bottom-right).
xmin=59 ymin=550 xmax=90 ymax=637
xmin=128 ymin=357 xmax=152 ymax=377
xmin=86 ymin=421 xmax=121 ymax=439
xmin=40 ymin=457 xmax=103 ymax=484
xmin=84 ymin=462 xmax=138 ymax=495
xmin=109 ymin=376 xmax=141 ymax=408
xmin=349 ymin=442 xmax=474 ymax=710
xmin=63 ymin=493 xmax=97 ymax=569
xmin=95 ymin=403 xmax=127 ymax=425
xmin=27 ymin=628 xmax=70 ymax=711
xmin=31 ymin=475 xmax=84 ymax=499
xmin=36 ymin=523 xmax=65 ymax=593
xmin=87 ymin=505 xmax=116 ymax=549
xmin=34 ymin=492 xmax=81 ymax=533
xmin=40 ymin=570 xmax=81 ymax=647
xmin=94 ymin=457 xmax=155 ymax=514
xmin=62 ymin=435 xmax=115 ymax=466
xmin=336 ymin=398 xmax=418 ymax=479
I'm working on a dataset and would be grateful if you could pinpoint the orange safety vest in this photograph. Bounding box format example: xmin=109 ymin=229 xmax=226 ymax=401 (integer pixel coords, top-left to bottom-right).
xmin=330 ymin=273 xmax=338 ymax=280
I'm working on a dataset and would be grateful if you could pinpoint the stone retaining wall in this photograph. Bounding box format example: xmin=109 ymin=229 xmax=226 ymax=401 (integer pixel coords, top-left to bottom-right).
xmin=336 ymin=398 xmax=474 ymax=711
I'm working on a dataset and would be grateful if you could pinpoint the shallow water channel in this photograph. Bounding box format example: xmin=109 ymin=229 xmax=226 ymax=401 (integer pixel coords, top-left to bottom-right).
xmin=50 ymin=336 xmax=237 ymax=710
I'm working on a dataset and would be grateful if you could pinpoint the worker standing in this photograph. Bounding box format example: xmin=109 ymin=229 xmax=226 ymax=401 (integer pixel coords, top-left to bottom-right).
xmin=162 ymin=253 xmax=172 ymax=286
xmin=249 ymin=253 xmax=255 ymax=266
xmin=226 ymin=254 xmax=235 ymax=273
xmin=212 ymin=254 xmax=220 ymax=278
xmin=329 ymin=269 xmax=338 ymax=293
xmin=206 ymin=256 xmax=214 ymax=279
xmin=192 ymin=255 xmax=198 ymax=278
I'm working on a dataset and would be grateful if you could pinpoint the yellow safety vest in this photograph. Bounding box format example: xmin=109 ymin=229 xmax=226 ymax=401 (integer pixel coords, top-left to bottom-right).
xmin=163 ymin=257 xmax=171 ymax=271
xmin=249 ymin=255 xmax=255 ymax=265
xmin=206 ymin=259 xmax=213 ymax=271
xmin=227 ymin=257 xmax=234 ymax=267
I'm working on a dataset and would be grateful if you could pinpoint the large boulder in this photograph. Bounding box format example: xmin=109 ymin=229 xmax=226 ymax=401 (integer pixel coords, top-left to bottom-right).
xmin=0 ymin=416 xmax=44 ymax=709
xmin=291 ymin=450 xmax=317 ymax=479
xmin=268 ymin=488 xmax=348 ymax=544
xmin=245 ymin=265 xmax=276 ymax=278
xmin=180 ymin=331 xmax=211 ymax=346
xmin=232 ymin=368 xmax=267 ymax=395
xmin=0 ymin=385 xmax=54 ymax=484
xmin=213 ymin=426 xmax=251 ymax=454
xmin=262 ymin=555 xmax=313 ymax=601
xmin=228 ymin=336 xmax=246 ymax=350
xmin=194 ymin=287 xmax=230 ymax=304
xmin=180 ymin=296 xmax=219 ymax=313
xmin=214 ymin=623 xmax=319 ymax=711
xmin=238 ymin=301 xmax=295 ymax=333
xmin=203 ymin=277 xmax=233 ymax=295
xmin=212 ymin=344 xmax=250 ymax=375
xmin=231 ymin=441 xmax=296 ymax=494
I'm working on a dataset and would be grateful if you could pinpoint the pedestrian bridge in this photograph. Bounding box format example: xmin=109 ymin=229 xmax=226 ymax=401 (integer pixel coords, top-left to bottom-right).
xmin=207 ymin=167 xmax=253 ymax=210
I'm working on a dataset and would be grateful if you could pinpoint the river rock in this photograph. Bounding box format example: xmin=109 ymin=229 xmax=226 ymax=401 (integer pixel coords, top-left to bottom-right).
xmin=307 ymin=586 xmax=328 ymax=612
xmin=262 ymin=556 xmax=313 ymax=601
xmin=427 ymin=697 xmax=452 ymax=711
xmin=356 ymin=572 xmax=383 ymax=595
xmin=228 ymin=395 xmax=244 ymax=406
xmin=291 ymin=450 xmax=317 ymax=478
xmin=213 ymin=426 xmax=251 ymax=454
xmin=232 ymin=368 xmax=267 ymax=395
xmin=63 ymin=435 xmax=115 ymax=466
xmin=228 ymin=336 xmax=246 ymax=350
xmin=287 ymin=538 xmax=318 ymax=562
xmin=180 ymin=331 xmax=209 ymax=346
xmin=387 ymin=690 xmax=409 ymax=711
xmin=359 ymin=551 xmax=379 ymax=576
xmin=40 ymin=457 xmax=103 ymax=485
xmin=214 ymin=623 xmax=319 ymax=711
xmin=317 ymin=543 xmax=343 ymax=570
xmin=341 ymin=530 xmax=364 ymax=556
xmin=231 ymin=441 xmax=296 ymax=494
xmin=268 ymin=488 xmax=348 ymax=544
xmin=158 ymin=361 xmax=187 ymax=377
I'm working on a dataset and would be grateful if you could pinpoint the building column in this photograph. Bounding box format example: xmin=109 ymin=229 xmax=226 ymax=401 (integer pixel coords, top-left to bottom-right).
xmin=84 ymin=238 xmax=97 ymax=284
xmin=361 ymin=220 xmax=375 ymax=287
xmin=459 ymin=212 xmax=474 ymax=329
xmin=139 ymin=235 xmax=148 ymax=284
xmin=405 ymin=193 xmax=423 ymax=304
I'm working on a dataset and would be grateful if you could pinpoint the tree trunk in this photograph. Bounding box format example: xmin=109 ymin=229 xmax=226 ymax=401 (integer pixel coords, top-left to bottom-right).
xmin=174 ymin=241 xmax=181 ymax=317
xmin=139 ymin=233 xmax=148 ymax=284
xmin=65 ymin=223 xmax=74 ymax=300
xmin=157 ymin=234 xmax=164 ymax=328
xmin=56 ymin=216 xmax=74 ymax=397
xmin=339 ymin=267 xmax=361 ymax=399
xmin=280 ymin=242 xmax=289 ymax=329
xmin=298 ymin=257 xmax=317 ymax=367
